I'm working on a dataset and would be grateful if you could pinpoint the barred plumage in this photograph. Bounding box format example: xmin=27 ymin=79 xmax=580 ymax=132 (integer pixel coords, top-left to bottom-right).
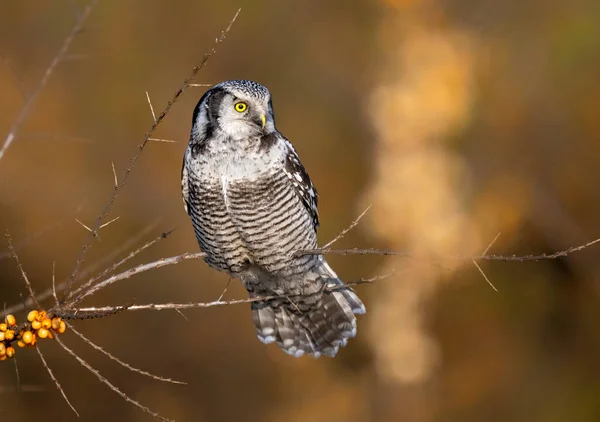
xmin=182 ymin=80 xmax=365 ymax=357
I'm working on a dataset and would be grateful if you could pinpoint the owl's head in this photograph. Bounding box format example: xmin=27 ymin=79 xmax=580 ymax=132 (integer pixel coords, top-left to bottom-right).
xmin=191 ymin=80 xmax=276 ymax=141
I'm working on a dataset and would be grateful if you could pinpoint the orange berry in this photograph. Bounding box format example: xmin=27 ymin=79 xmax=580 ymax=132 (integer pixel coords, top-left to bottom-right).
xmin=0 ymin=355 xmax=6 ymax=361
xmin=31 ymin=320 xmax=42 ymax=330
xmin=37 ymin=328 xmax=49 ymax=339
xmin=58 ymin=320 xmax=66 ymax=334
xmin=4 ymin=330 xmax=14 ymax=341
xmin=0 ymin=343 xmax=5 ymax=356
xmin=41 ymin=318 xmax=52 ymax=329
xmin=6 ymin=347 xmax=15 ymax=358
xmin=5 ymin=315 xmax=16 ymax=326
xmin=17 ymin=341 xmax=25 ymax=348
xmin=22 ymin=331 xmax=33 ymax=344
xmin=47 ymin=330 xmax=54 ymax=340
xmin=27 ymin=310 xmax=39 ymax=322
xmin=37 ymin=311 xmax=46 ymax=322
xmin=30 ymin=334 xmax=37 ymax=347
xmin=51 ymin=318 xmax=62 ymax=331
xmin=0 ymin=323 xmax=6 ymax=331
xmin=0 ymin=332 xmax=4 ymax=341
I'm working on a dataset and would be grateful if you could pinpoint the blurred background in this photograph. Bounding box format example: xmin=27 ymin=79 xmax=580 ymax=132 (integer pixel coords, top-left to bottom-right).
xmin=1 ymin=0 xmax=600 ymax=421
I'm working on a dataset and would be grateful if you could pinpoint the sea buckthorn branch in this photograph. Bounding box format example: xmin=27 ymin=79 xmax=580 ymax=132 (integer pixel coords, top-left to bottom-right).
xmin=1 ymin=7 xmax=242 ymax=421
xmin=0 ymin=311 xmax=66 ymax=361
xmin=3 ymin=220 xmax=160 ymax=316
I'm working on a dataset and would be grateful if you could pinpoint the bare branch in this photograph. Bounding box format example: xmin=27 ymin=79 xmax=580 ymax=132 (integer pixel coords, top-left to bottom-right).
xmin=145 ymin=91 xmax=157 ymax=122
xmin=482 ymin=232 xmax=502 ymax=256
xmin=99 ymin=216 xmax=120 ymax=230
xmin=321 ymin=205 xmax=371 ymax=250
xmin=75 ymin=218 xmax=95 ymax=234
xmin=62 ymin=8 xmax=242 ymax=300
xmin=54 ymin=335 xmax=172 ymax=422
xmin=69 ymin=252 xmax=206 ymax=305
xmin=67 ymin=323 xmax=186 ymax=385
xmin=148 ymin=137 xmax=178 ymax=143
xmin=2 ymin=221 xmax=159 ymax=316
xmin=472 ymin=259 xmax=498 ymax=292
xmin=68 ymin=229 xmax=174 ymax=302
xmin=12 ymin=355 xmax=21 ymax=391
xmin=36 ymin=346 xmax=79 ymax=417
xmin=5 ymin=230 xmax=40 ymax=308
xmin=72 ymin=273 xmax=395 ymax=314
xmin=111 ymin=161 xmax=118 ymax=187
xmin=471 ymin=232 xmax=502 ymax=291
xmin=52 ymin=261 xmax=59 ymax=305
xmin=297 ymin=237 xmax=600 ymax=261
xmin=0 ymin=0 xmax=98 ymax=163
xmin=218 ymin=278 xmax=233 ymax=301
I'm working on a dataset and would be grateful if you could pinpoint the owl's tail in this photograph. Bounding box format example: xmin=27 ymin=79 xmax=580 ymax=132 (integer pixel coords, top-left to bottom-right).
xmin=251 ymin=261 xmax=366 ymax=358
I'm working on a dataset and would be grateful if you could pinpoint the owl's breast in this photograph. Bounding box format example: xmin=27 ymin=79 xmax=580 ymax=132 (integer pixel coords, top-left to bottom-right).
xmin=186 ymin=141 xmax=317 ymax=277
xmin=226 ymin=170 xmax=318 ymax=276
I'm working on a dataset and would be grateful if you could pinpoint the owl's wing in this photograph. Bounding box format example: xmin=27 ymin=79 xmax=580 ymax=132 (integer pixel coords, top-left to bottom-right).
xmin=181 ymin=149 xmax=190 ymax=215
xmin=282 ymin=139 xmax=319 ymax=229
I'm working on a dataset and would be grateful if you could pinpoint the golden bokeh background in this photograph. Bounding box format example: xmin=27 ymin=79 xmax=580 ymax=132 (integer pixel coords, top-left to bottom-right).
xmin=2 ymin=1 xmax=600 ymax=421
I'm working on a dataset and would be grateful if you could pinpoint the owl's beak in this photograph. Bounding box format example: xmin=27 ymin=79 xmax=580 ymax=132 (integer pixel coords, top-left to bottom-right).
xmin=260 ymin=114 xmax=267 ymax=129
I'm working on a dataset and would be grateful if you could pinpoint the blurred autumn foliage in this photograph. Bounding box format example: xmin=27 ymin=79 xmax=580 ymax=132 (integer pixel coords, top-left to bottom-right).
xmin=2 ymin=1 xmax=600 ymax=421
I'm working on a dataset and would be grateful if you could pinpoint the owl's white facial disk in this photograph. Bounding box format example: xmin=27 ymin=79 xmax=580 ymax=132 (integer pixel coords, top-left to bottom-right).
xmin=192 ymin=81 xmax=275 ymax=143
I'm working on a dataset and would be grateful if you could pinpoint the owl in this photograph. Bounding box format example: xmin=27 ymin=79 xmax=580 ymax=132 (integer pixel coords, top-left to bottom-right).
xmin=181 ymin=80 xmax=365 ymax=357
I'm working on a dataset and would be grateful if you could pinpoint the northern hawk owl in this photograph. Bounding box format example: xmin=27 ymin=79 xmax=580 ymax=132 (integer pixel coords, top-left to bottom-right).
xmin=182 ymin=80 xmax=365 ymax=357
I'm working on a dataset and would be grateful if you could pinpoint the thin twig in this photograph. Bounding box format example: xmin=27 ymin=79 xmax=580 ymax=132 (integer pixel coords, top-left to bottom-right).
xmin=218 ymin=278 xmax=233 ymax=301
xmin=69 ymin=252 xmax=206 ymax=305
xmin=472 ymin=259 xmax=498 ymax=292
xmin=148 ymin=137 xmax=178 ymax=143
xmin=145 ymin=91 xmax=157 ymax=122
xmin=75 ymin=218 xmax=95 ymax=234
xmin=67 ymin=323 xmax=186 ymax=385
xmin=321 ymin=205 xmax=371 ymax=250
xmin=0 ymin=0 xmax=98 ymax=163
xmin=36 ymin=346 xmax=79 ymax=417
xmin=13 ymin=356 xmax=21 ymax=391
xmin=62 ymin=8 xmax=242 ymax=301
xmin=174 ymin=308 xmax=188 ymax=320
xmin=54 ymin=335 xmax=172 ymax=422
xmin=341 ymin=271 xmax=396 ymax=288
xmin=111 ymin=162 xmax=118 ymax=187
xmin=472 ymin=232 xmax=501 ymax=291
xmin=68 ymin=229 xmax=174 ymax=302
xmin=5 ymin=230 xmax=40 ymax=308
xmin=2 ymin=222 xmax=159 ymax=316
xmin=482 ymin=232 xmax=502 ymax=256
xmin=99 ymin=216 xmax=120 ymax=229
xmin=297 ymin=237 xmax=600 ymax=261
xmin=52 ymin=261 xmax=59 ymax=305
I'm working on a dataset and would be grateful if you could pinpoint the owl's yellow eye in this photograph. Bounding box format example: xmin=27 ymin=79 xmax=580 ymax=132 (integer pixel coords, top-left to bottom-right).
xmin=234 ymin=102 xmax=248 ymax=113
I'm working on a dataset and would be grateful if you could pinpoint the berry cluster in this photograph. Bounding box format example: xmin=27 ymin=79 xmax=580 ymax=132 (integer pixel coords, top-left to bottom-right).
xmin=0 ymin=311 xmax=66 ymax=361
